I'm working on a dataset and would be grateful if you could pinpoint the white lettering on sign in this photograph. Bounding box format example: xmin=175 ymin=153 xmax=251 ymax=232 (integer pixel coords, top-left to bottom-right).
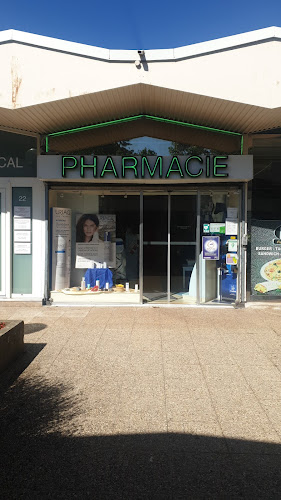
xmin=0 ymin=157 xmax=24 ymax=168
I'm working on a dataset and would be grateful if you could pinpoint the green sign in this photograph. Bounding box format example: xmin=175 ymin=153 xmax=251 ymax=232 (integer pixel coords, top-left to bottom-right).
xmin=61 ymin=155 xmax=229 ymax=179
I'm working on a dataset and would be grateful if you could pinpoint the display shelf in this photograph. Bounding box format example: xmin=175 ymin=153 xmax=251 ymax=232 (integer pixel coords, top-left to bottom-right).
xmin=50 ymin=290 xmax=140 ymax=304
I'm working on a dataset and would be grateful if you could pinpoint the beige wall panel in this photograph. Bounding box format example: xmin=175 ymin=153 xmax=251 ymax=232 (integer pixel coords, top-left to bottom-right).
xmin=1 ymin=40 xmax=281 ymax=109
xmin=146 ymin=42 xmax=281 ymax=108
xmin=0 ymin=45 xmax=12 ymax=108
xmin=0 ymin=43 xmax=140 ymax=108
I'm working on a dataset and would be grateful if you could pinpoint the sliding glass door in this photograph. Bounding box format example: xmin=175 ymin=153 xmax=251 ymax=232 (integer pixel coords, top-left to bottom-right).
xmin=143 ymin=194 xmax=168 ymax=302
xmin=142 ymin=192 xmax=197 ymax=304
xmin=170 ymin=194 xmax=197 ymax=303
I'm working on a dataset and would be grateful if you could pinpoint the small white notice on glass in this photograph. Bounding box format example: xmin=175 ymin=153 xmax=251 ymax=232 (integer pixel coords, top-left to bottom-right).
xmin=14 ymin=206 xmax=31 ymax=218
xmin=227 ymin=207 xmax=238 ymax=219
xmin=225 ymin=219 xmax=238 ymax=235
xmin=228 ymin=239 xmax=238 ymax=252
xmin=14 ymin=218 xmax=31 ymax=230
xmin=14 ymin=231 xmax=31 ymax=242
xmin=14 ymin=242 xmax=31 ymax=254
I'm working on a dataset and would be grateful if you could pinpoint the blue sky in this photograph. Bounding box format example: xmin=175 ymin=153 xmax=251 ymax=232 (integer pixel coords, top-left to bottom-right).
xmin=1 ymin=0 xmax=281 ymax=49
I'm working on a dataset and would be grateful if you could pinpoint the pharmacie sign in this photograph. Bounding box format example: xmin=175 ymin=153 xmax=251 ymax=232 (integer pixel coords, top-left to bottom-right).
xmin=38 ymin=155 xmax=253 ymax=182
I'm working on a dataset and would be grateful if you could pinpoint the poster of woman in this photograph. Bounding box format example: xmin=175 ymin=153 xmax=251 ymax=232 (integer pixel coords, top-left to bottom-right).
xmin=75 ymin=213 xmax=116 ymax=268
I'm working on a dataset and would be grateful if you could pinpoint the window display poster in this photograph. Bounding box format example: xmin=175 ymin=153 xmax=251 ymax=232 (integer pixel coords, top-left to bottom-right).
xmin=251 ymin=220 xmax=281 ymax=296
xmin=227 ymin=207 xmax=238 ymax=219
xmin=225 ymin=219 xmax=238 ymax=235
xmin=228 ymin=239 xmax=238 ymax=252
xmin=75 ymin=214 xmax=116 ymax=268
xmin=202 ymin=236 xmax=220 ymax=260
xmin=51 ymin=208 xmax=71 ymax=290
xmin=226 ymin=253 xmax=238 ymax=265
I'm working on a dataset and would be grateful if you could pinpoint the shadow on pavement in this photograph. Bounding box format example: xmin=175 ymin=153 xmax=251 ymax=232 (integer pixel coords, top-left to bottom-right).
xmin=24 ymin=323 xmax=48 ymax=335
xmin=0 ymin=343 xmax=46 ymax=393
xmin=0 ymin=371 xmax=280 ymax=499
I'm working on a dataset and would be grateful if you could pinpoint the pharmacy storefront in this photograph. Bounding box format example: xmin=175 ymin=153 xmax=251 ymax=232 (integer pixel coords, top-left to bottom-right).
xmin=2 ymin=26 xmax=281 ymax=306
xmin=38 ymin=153 xmax=253 ymax=306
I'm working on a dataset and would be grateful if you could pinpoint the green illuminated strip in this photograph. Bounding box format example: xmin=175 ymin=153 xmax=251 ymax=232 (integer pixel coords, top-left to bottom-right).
xmin=45 ymin=114 xmax=243 ymax=154
xmin=240 ymin=135 xmax=244 ymax=155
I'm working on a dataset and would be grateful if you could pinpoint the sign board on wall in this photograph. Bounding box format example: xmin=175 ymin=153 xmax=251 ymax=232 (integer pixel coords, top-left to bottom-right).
xmin=51 ymin=208 xmax=72 ymax=290
xmin=13 ymin=205 xmax=32 ymax=254
xmin=251 ymin=220 xmax=281 ymax=296
xmin=38 ymin=155 xmax=253 ymax=183
xmin=12 ymin=187 xmax=33 ymax=293
xmin=0 ymin=154 xmax=37 ymax=177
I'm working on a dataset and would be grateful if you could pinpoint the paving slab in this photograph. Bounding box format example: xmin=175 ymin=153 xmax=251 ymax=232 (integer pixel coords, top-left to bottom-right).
xmin=0 ymin=304 xmax=281 ymax=498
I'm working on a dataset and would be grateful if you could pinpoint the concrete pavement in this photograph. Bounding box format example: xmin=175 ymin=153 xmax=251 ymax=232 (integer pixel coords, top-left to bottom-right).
xmin=0 ymin=304 xmax=281 ymax=498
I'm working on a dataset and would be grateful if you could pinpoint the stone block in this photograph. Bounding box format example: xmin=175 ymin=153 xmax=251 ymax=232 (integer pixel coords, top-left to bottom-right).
xmin=0 ymin=320 xmax=24 ymax=372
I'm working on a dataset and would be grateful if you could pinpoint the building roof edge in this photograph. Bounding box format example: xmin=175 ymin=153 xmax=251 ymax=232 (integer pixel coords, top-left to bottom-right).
xmin=0 ymin=26 xmax=280 ymax=62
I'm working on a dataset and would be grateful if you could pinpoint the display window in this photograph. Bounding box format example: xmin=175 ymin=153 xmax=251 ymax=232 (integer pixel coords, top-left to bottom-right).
xmin=49 ymin=189 xmax=140 ymax=304
xmin=48 ymin=186 xmax=243 ymax=306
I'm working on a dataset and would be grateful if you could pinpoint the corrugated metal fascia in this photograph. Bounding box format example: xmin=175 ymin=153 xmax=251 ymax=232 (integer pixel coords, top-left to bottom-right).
xmin=0 ymin=84 xmax=280 ymax=135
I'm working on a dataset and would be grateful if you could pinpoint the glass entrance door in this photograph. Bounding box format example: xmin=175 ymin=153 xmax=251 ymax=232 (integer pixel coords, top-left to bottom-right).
xmin=142 ymin=192 xmax=197 ymax=304
xmin=143 ymin=194 xmax=168 ymax=302
xmin=170 ymin=194 xmax=197 ymax=304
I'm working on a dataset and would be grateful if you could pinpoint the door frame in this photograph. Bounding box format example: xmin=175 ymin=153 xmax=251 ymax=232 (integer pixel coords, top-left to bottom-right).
xmin=0 ymin=188 xmax=6 ymax=295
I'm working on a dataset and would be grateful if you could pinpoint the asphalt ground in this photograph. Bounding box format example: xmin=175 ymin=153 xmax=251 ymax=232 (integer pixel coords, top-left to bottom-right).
xmin=0 ymin=304 xmax=281 ymax=499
